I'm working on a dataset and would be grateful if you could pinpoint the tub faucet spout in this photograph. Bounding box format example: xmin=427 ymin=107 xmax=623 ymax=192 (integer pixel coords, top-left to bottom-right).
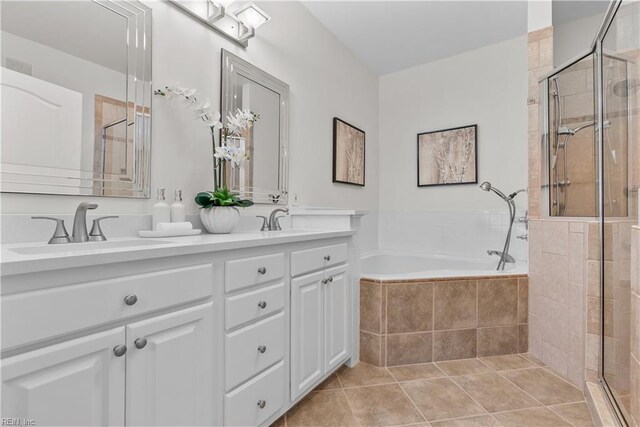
xmin=487 ymin=250 xmax=515 ymax=264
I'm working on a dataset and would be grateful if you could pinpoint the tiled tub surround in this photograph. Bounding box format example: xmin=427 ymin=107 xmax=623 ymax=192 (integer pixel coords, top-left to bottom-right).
xmin=360 ymin=275 xmax=528 ymax=366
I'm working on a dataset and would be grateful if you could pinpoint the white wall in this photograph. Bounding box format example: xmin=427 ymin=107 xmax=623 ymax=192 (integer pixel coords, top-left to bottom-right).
xmin=1 ymin=1 xmax=380 ymax=221
xmin=379 ymin=35 xmax=528 ymax=212
xmin=377 ymin=36 xmax=528 ymax=259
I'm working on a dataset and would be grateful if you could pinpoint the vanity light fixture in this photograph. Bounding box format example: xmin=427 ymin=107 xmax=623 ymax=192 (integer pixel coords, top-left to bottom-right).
xmin=233 ymin=2 xmax=270 ymax=29
xmin=167 ymin=0 xmax=270 ymax=47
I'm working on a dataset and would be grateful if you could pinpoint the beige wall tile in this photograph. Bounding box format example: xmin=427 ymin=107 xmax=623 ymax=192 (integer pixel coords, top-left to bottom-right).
xmin=477 ymin=325 xmax=519 ymax=357
xmin=433 ymin=280 xmax=477 ymax=330
xmin=543 ymin=221 xmax=569 ymax=255
xmin=569 ymin=232 xmax=585 ymax=284
xmin=518 ymin=278 xmax=529 ymax=324
xmin=529 ymin=314 xmax=542 ymax=359
xmin=478 ymin=279 xmax=518 ymax=327
xmin=386 ymin=283 xmax=433 ymax=333
xmin=542 ymin=341 xmax=568 ymax=378
xmin=529 ymin=272 xmax=542 ymax=316
xmin=360 ymin=331 xmax=383 ymax=366
xmin=433 ymin=329 xmax=477 ymax=361
xmin=519 ymin=324 xmax=529 ymax=353
xmin=528 ymin=40 xmax=540 ymax=71
xmin=360 ymin=282 xmax=382 ymax=333
xmin=542 ymin=253 xmax=569 ymax=304
xmin=386 ymin=332 xmax=433 ymax=366
xmin=542 ymin=298 xmax=568 ymax=352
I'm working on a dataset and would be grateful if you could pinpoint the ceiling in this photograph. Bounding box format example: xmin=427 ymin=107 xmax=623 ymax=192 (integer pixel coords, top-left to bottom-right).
xmin=302 ymin=1 xmax=528 ymax=75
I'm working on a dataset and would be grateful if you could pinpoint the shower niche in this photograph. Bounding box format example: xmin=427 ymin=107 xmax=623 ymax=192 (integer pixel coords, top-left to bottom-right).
xmin=544 ymin=51 xmax=632 ymax=218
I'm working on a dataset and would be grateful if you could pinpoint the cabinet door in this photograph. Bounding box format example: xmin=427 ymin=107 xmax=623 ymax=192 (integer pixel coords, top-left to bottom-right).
xmin=2 ymin=327 xmax=126 ymax=426
xmin=125 ymin=303 xmax=213 ymax=427
xmin=323 ymin=265 xmax=350 ymax=372
xmin=290 ymin=271 xmax=324 ymax=400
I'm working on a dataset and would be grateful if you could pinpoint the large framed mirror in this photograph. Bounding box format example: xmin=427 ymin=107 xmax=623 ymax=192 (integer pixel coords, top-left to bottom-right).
xmin=0 ymin=0 xmax=152 ymax=198
xmin=221 ymin=50 xmax=289 ymax=205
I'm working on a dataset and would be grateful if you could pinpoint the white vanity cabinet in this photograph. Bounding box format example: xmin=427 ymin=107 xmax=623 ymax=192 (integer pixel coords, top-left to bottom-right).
xmin=1 ymin=258 xmax=215 ymax=427
xmin=290 ymin=243 xmax=350 ymax=400
xmin=2 ymin=327 xmax=127 ymax=426
xmin=1 ymin=231 xmax=354 ymax=427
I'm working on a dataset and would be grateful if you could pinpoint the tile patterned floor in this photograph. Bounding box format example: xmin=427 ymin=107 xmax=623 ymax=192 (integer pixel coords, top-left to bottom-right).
xmin=274 ymin=354 xmax=595 ymax=427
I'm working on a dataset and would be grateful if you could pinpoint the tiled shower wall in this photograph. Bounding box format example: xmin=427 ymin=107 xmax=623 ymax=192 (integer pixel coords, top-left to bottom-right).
xmin=360 ymin=276 xmax=528 ymax=366
xmin=631 ymin=226 xmax=640 ymax=425
xmin=528 ymin=219 xmax=594 ymax=387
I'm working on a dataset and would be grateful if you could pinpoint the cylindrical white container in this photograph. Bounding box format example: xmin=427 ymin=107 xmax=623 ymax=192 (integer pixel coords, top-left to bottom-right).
xmin=171 ymin=189 xmax=186 ymax=223
xmin=152 ymin=188 xmax=171 ymax=230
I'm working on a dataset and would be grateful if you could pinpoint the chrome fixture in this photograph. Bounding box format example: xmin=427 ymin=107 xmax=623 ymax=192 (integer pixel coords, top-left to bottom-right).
xmin=487 ymin=250 xmax=516 ymax=264
xmin=30 ymin=217 xmax=71 ymax=244
xmin=257 ymin=208 xmax=289 ymax=231
xmin=166 ymin=0 xmax=270 ymax=47
xmin=88 ymin=216 xmax=119 ymax=242
xmin=479 ymin=182 xmax=526 ymax=270
xmin=72 ymin=202 xmax=98 ymax=243
xmin=517 ymin=234 xmax=528 ymax=241
xmin=31 ymin=202 xmax=116 ymax=244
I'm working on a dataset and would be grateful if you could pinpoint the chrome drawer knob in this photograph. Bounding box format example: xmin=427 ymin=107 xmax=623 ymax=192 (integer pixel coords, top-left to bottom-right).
xmin=257 ymin=266 xmax=267 ymax=275
xmin=134 ymin=338 xmax=147 ymax=349
xmin=324 ymin=255 xmax=331 ymax=261
xmin=258 ymin=345 xmax=267 ymax=353
xmin=113 ymin=345 xmax=127 ymax=357
xmin=124 ymin=294 xmax=138 ymax=306
xmin=257 ymin=400 xmax=266 ymax=409
xmin=328 ymin=276 xmax=333 ymax=283
xmin=321 ymin=279 xmax=327 ymax=285
xmin=257 ymin=301 xmax=267 ymax=309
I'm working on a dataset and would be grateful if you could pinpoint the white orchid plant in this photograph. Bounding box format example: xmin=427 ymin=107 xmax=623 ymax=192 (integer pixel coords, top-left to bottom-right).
xmin=154 ymin=85 xmax=259 ymax=208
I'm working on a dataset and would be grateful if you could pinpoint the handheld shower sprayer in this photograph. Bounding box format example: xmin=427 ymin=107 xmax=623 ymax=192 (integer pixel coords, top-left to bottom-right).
xmin=479 ymin=182 xmax=526 ymax=270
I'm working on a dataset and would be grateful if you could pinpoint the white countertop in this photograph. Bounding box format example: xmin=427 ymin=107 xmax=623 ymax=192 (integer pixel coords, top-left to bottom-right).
xmin=1 ymin=229 xmax=353 ymax=276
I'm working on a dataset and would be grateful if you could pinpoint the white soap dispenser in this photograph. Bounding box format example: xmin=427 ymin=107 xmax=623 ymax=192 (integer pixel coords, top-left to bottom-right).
xmin=171 ymin=189 xmax=186 ymax=223
xmin=152 ymin=188 xmax=171 ymax=230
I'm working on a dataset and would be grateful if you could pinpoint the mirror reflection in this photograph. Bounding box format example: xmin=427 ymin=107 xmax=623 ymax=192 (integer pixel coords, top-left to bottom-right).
xmin=221 ymin=50 xmax=289 ymax=205
xmin=1 ymin=1 xmax=151 ymax=198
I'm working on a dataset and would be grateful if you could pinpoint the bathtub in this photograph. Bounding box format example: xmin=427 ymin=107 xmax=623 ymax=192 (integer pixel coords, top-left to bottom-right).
xmin=361 ymin=251 xmax=528 ymax=281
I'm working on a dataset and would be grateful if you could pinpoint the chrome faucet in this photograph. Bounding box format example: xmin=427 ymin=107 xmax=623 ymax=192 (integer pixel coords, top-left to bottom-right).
xmin=32 ymin=202 xmax=118 ymax=244
xmin=72 ymin=202 xmax=98 ymax=242
xmin=256 ymin=208 xmax=289 ymax=231
xmin=487 ymin=250 xmax=516 ymax=264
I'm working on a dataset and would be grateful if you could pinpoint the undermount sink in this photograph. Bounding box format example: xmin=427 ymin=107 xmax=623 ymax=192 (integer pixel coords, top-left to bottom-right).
xmin=10 ymin=239 xmax=173 ymax=255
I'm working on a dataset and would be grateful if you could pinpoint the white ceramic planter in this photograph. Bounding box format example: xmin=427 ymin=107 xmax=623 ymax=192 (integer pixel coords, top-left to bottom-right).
xmin=200 ymin=206 xmax=240 ymax=234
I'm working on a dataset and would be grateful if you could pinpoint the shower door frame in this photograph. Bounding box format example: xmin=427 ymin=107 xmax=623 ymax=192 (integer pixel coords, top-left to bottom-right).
xmin=541 ymin=1 xmax=631 ymax=425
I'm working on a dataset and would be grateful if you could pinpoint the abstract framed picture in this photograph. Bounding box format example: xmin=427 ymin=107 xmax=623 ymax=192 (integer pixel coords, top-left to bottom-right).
xmin=417 ymin=124 xmax=477 ymax=187
xmin=333 ymin=117 xmax=365 ymax=186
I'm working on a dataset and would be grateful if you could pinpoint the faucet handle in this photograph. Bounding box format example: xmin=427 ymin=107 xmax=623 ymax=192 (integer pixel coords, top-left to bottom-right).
xmin=31 ymin=217 xmax=71 ymax=244
xmin=89 ymin=216 xmax=119 ymax=241
xmin=273 ymin=215 xmax=286 ymax=231
xmin=256 ymin=216 xmax=269 ymax=231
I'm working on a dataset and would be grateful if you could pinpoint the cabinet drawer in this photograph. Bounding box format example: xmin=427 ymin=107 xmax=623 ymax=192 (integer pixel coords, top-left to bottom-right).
xmin=225 ymin=361 xmax=284 ymax=427
xmin=225 ymin=253 xmax=284 ymax=293
xmin=225 ymin=282 xmax=285 ymax=330
xmin=2 ymin=263 xmax=213 ymax=350
xmin=291 ymin=243 xmax=348 ymax=277
xmin=225 ymin=312 xmax=285 ymax=391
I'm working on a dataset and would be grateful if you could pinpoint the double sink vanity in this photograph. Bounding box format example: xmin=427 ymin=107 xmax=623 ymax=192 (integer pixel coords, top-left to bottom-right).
xmin=1 ymin=227 xmax=354 ymax=426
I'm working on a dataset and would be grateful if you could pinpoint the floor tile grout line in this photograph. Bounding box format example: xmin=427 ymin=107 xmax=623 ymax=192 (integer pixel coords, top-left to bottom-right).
xmin=494 ymin=369 xmax=554 ymax=408
xmin=547 ymin=402 xmax=584 ymax=426
xmin=447 ymin=373 xmax=506 ymax=416
xmin=395 ymin=380 xmax=432 ymax=425
xmin=337 ymin=386 xmax=360 ymax=426
xmin=540 ymin=366 xmax=585 ymax=391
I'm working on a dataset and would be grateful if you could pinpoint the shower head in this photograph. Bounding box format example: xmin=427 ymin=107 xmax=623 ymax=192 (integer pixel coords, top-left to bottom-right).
xmin=479 ymin=182 xmax=509 ymax=202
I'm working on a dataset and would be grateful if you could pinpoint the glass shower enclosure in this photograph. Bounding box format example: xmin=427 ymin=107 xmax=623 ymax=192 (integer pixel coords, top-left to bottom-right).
xmin=542 ymin=0 xmax=638 ymax=425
